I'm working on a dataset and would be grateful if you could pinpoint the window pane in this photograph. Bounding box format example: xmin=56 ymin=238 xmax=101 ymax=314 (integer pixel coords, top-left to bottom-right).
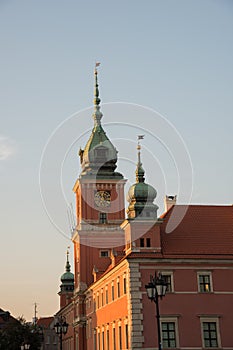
xmin=170 ymin=340 xmax=176 ymax=347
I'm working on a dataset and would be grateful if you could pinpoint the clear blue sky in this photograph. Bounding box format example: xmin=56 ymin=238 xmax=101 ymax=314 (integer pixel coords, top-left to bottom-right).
xmin=0 ymin=0 xmax=232 ymax=321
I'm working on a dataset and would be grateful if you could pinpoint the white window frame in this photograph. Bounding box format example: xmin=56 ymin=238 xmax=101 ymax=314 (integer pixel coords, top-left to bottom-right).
xmin=200 ymin=317 xmax=221 ymax=348
xmin=160 ymin=317 xmax=179 ymax=349
xmin=197 ymin=271 xmax=213 ymax=293
xmin=99 ymin=250 xmax=110 ymax=258
xmin=161 ymin=271 xmax=174 ymax=293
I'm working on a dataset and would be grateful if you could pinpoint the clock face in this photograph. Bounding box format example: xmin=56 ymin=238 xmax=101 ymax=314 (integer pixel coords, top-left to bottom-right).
xmin=94 ymin=191 xmax=111 ymax=207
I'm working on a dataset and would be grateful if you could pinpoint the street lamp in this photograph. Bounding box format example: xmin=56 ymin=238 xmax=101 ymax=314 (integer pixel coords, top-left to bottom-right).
xmin=145 ymin=273 xmax=167 ymax=350
xmin=54 ymin=316 xmax=68 ymax=350
xmin=20 ymin=344 xmax=30 ymax=350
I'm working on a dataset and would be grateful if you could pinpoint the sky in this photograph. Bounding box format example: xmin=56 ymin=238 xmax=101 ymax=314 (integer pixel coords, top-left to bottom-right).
xmin=0 ymin=0 xmax=232 ymax=321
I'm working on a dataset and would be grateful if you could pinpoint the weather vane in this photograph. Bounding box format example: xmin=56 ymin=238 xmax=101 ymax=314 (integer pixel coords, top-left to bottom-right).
xmin=137 ymin=135 xmax=145 ymax=150
xmin=95 ymin=61 xmax=101 ymax=73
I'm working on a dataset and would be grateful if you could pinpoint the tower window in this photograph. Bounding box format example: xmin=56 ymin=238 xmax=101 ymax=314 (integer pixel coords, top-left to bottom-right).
xmin=119 ymin=326 xmax=122 ymax=350
xmin=105 ymin=288 xmax=108 ymax=304
xmin=123 ymin=277 xmax=127 ymax=294
xmin=99 ymin=212 xmax=107 ymax=224
xmin=117 ymin=280 xmax=120 ymax=298
xmin=95 ymin=147 xmax=108 ymax=160
xmin=125 ymin=324 xmax=129 ymax=349
xmin=113 ymin=328 xmax=116 ymax=350
xmin=101 ymin=290 xmax=104 ymax=307
xmin=106 ymin=329 xmax=109 ymax=350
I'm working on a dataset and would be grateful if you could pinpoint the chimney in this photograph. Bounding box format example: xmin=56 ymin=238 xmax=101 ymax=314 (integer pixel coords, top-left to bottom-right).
xmin=92 ymin=266 xmax=99 ymax=282
xmin=164 ymin=195 xmax=177 ymax=212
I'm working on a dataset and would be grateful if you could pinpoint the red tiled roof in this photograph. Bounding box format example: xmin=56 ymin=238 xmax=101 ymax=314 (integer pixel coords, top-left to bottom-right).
xmin=160 ymin=205 xmax=233 ymax=257
xmin=37 ymin=317 xmax=54 ymax=328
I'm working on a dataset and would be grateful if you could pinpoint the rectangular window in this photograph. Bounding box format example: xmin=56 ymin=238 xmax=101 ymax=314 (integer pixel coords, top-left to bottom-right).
xmin=97 ymin=294 xmax=100 ymax=309
xmin=125 ymin=324 xmax=129 ymax=349
xmin=162 ymin=274 xmax=172 ymax=293
xmin=106 ymin=330 xmax=110 ymax=350
xmin=119 ymin=326 xmax=122 ymax=350
xmin=197 ymin=272 xmax=213 ymax=293
xmin=101 ymin=291 xmax=104 ymax=306
xmin=98 ymin=333 xmax=100 ymax=350
xmin=95 ymin=148 xmax=107 ymax=160
xmin=102 ymin=331 xmax=105 ymax=350
xmin=117 ymin=281 xmax=120 ymax=298
xmin=203 ymin=322 xmax=218 ymax=348
xmin=113 ymin=328 xmax=116 ymax=350
xmin=146 ymin=238 xmax=151 ymax=247
xmin=162 ymin=322 xmax=176 ymax=348
xmin=140 ymin=238 xmax=144 ymax=247
xmin=105 ymin=288 xmax=108 ymax=304
xmin=198 ymin=274 xmax=211 ymax=292
xmin=100 ymin=250 xmax=109 ymax=257
xmin=112 ymin=284 xmax=115 ymax=301
xmin=99 ymin=212 xmax=107 ymax=224
xmin=123 ymin=277 xmax=127 ymax=294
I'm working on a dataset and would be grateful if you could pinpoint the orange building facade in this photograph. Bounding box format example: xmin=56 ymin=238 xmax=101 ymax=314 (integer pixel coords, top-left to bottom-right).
xmin=56 ymin=69 xmax=233 ymax=350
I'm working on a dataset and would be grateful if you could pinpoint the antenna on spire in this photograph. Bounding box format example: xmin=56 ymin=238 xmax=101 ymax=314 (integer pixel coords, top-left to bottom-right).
xmin=65 ymin=246 xmax=71 ymax=272
xmin=32 ymin=302 xmax=38 ymax=325
xmin=67 ymin=246 xmax=70 ymax=262
xmin=93 ymin=62 xmax=103 ymax=126
xmin=136 ymin=135 xmax=145 ymax=183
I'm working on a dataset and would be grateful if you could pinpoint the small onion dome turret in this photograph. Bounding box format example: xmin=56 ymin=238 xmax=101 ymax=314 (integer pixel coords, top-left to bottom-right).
xmin=60 ymin=250 xmax=74 ymax=293
xmin=127 ymin=142 xmax=158 ymax=220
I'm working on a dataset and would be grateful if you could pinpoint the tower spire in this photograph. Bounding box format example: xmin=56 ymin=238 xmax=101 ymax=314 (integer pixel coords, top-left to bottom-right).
xmin=136 ymin=135 xmax=145 ymax=183
xmin=65 ymin=246 xmax=71 ymax=272
xmin=93 ymin=62 xmax=103 ymax=126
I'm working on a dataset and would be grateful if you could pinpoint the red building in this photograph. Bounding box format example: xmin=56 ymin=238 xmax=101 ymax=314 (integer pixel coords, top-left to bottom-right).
xmin=57 ymin=69 xmax=233 ymax=350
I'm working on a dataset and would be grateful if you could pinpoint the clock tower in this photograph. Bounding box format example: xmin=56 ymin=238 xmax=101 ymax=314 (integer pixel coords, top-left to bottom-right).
xmin=72 ymin=67 xmax=127 ymax=292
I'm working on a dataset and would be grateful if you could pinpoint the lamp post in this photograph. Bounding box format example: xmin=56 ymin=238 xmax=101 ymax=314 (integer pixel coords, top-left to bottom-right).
xmin=145 ymin=273 xmax=167 ymax=350
xmin=54 ymin=316 xmax=68 ymax=350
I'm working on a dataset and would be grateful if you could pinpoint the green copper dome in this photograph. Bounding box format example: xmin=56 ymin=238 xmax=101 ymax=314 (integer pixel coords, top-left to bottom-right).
xmin=127 ymin=182 xmax=157 ymax=203
xmin=60 ymin=251 xmax=74 ymax=293
xmin=127 ymin=143 xmax=158 ymax=219
xmin=78 ymin=68 xmax=123 ymax=179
